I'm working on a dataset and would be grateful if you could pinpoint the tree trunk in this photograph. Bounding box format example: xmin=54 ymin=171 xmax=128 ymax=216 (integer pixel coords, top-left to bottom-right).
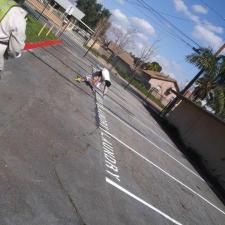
xmin=83 ymin=39 xmax=98 ymax=57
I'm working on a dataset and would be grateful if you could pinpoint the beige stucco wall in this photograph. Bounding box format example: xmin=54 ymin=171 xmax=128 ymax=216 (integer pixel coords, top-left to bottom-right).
xmin=86 ymin=39 xmax=101 ymax=50
xmin=149 ymin=79 xmax=176 ymax=101
xmin=27 ymin=0 xmax=63 ymax=26
xmin=86 ymin=39 xmax=111 ymax=58
xmin=168 ymin=99 xmax=225 ymax=189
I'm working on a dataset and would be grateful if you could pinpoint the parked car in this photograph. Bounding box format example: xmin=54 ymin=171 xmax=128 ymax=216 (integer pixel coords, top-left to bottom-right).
xmin=73 ymin=26 xmax=90 ymax=40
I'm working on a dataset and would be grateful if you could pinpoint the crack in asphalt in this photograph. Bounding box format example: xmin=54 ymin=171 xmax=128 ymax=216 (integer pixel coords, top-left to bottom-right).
xmin=54 ymin=168 xmax=87 ymax=225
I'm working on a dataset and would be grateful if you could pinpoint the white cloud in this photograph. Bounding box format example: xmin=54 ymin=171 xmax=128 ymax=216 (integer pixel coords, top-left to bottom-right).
xmin=111 ymin=9 xmax=128 ymax=25
xmin=108 ymin=9 xmax=156 ymax=56
xmin=113 ymin=23 xmax=123 ymax=30
xmin=131 ymin=17 xmax=155 ymax=35
xmin=153 ymin=55 xmax=188 ymax=85
xmin=173 ymin=0 xmax=224 ymax=50
xmin=136 ymin=42 xmax=144 ymax=49
xmin=135 ymin=32 xmax=149 ymax=41
xmin=174 ymin=0 xmax=188 ymax=12
xmin=109 ymin=9 xmax=156 ymax=37
xmin=116 ymin=0 xmax=125 ymax=4
xmin=202 ymin=21 xmax=223 ymax=34
xmin=174 ymin=0 xmax=199 ymax=22
xmin=192 ymin=24 xmax=223 ymax=49
xmin=192 ymin=4 xmax=208 ymax=14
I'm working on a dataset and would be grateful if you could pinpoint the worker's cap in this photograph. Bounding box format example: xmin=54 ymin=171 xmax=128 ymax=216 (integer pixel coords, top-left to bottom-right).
xmin=105 ymin=80 xmax=111 ymax=87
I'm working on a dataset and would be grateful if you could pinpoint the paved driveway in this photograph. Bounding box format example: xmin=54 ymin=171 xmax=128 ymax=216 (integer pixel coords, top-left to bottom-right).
xmin=0 ymin=34 xmax=224 ymax=225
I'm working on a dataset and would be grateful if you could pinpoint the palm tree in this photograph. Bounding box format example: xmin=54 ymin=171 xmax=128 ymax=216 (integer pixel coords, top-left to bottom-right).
xmin=209 ymin=56 xmax=225 ymax=116
xmin=186 ymin=48 xmax=217 ymax=72
xmin=186 ymin=48 xmax=225 ymax=118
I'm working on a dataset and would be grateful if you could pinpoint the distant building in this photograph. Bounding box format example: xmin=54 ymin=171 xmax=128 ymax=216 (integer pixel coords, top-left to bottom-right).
xmin=183 ymin=90 xmax=193 ymax=99
xmin=54 ymin=0 xmax=85 ymax=21
xmin=106 ymin=42 xmax=180 ymax=104
xmin=107 ymin=42 xmax=134 ymax=74
xmin=27 ymin=0 xmax=87 ymax=29
xmin=142 ymin=70 xmax=179 ymax=105
xmin=52 ymin=0 xmax=94 ymax=34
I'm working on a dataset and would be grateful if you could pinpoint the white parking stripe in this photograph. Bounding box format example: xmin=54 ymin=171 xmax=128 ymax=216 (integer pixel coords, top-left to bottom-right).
xmin=106 ymin=177 xmax=183 ymax=225
xmin=95 ymin=92 xmax=121 ymax=182
xmin=97 ymin=102 xmax=204 ymax=181
xmin=132 ymin=114 xmax=178 ymax=149
xmin=102 ymin=128 xmax=225 ymax=215
xmin=106 ymin=92 xmax=180 ymax=152
xmin=108 ymin=91 xmax=162 ymax=131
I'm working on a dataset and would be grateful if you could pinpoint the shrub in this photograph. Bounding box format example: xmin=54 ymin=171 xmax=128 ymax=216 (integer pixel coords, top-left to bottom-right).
xmin=115 ymin=67 xmax=164 ymax=108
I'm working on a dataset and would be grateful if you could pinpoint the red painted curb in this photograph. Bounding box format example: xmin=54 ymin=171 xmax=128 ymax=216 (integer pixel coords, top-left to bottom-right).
xmin=24 ymin=39 xmax=62 ymax=50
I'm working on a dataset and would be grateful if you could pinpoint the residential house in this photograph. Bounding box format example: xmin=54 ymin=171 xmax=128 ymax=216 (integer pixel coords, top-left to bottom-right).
xmin=84 ymin=40 xmax=180 ymax=105
xmin=107 ymin=42 xmax=134 ymax=75
xmin=142 ymin=70 xmax=180 ymax=105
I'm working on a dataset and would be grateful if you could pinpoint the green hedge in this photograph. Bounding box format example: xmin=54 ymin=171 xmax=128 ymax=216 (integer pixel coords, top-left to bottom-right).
xmin=116 ymin=67 xmax=164 ymax=108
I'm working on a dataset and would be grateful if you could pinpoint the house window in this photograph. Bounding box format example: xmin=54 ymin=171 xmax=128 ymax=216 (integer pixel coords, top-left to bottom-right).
xmin=164 ymin=87 xmax=172 ymax=96
xmin=155 ymin=85 xmax=161 ymax=93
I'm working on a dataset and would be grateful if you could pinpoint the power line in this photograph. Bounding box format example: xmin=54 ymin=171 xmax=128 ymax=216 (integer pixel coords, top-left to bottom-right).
xmin=136 ymin=0 xmax=201 ymax=48
xmin=126 ymin=0 xmax=200 ymax=50
xmin=199 ymin=0 xmax=225 ymax=22
xmin=113 ymin=0 xmax=195 ymax=50
xmin=127 ymin=1 xmax=193 ymax=23
xmin=142 ymin=13 xmax=195 ymax=49
xmin=158 ymin=11 xmax=194 ymax=23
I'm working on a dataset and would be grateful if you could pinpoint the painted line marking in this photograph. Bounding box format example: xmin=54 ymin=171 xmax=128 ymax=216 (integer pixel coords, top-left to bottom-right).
xmin=95 ymin=92 xmax=121 ymax=182
xmin=102 ymin=96 xmax=184 ymax=153
xmin=97 ymin=102 xmax=204 ymax=181
xmin=106 ymin=177 xmax=183 ymax=225
xmin=108 ymin=90 xmax=162 ymax=131
xmin=107 ymin=92 xmax=180 ymax=152
xmin=132 ymin=115 xmax=178 ymax=149
xmin=102 ymin=128 xmax=225 ymax=215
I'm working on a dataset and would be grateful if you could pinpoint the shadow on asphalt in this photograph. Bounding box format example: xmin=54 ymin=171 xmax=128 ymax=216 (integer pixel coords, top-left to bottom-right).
xmin=110 ymin=70 xmax=225 ymax=205
xmin=28 ymin=50 xmax=94 ymax=100
xmin=143 ymin=99 xmax=225 ymax=206
xmin=41 ymin=47 xmax=91 ymax=76
xmin=61 ymin=35 xmax=102 ymax=67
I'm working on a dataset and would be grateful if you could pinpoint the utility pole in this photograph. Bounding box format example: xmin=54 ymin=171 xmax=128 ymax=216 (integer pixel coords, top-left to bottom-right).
xmin=161 ymin=43 xmax=225 ymax=117
xmin=58 ymin=18 xmax=72 ymax=37
xmin=83 ymin=17 xmax=109 ymax=57
xmin=37 ymin=0 xmax=51 ymax=20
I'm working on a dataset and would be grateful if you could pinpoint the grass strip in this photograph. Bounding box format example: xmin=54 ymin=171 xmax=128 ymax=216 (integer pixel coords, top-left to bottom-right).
xmin=26 ymin=15 xmax=57 ymax=43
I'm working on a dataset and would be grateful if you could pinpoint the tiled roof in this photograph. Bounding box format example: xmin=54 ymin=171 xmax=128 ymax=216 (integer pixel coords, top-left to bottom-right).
xmin=143 ymin=70 xmax=179 ymax=91
xmin=107 ymin=42 xmax=179 ymax=90
xmin=143 ymin=70 xmax=176 ymax=82
xmin=107 ymin=42 xmax=134 ymax=67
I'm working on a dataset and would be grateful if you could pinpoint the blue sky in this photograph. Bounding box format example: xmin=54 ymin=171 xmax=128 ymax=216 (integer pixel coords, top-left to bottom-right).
xmin=98 ymin=0 xmax=225 ymax=87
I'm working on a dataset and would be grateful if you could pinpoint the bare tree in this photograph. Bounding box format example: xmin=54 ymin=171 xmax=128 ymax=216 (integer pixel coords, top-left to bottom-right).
xmin=125 ymin=41 xmax=158 ymax=89
xmin=107 ymin=26 xmax=137 ymax=69
xmin=93 ymin=17 xmax=111 ymax=41
xmin=108 ymin=26 xmax=137 ymax=56
xmin=84 ymin=17 xmax=111 ymax=57
xmin=134 ymin=43 xmax=156 ymax=69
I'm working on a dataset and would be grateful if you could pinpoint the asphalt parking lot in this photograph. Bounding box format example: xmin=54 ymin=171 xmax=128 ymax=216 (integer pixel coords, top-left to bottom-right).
xmin=0 ymin=33 xmax=224 ymax=225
